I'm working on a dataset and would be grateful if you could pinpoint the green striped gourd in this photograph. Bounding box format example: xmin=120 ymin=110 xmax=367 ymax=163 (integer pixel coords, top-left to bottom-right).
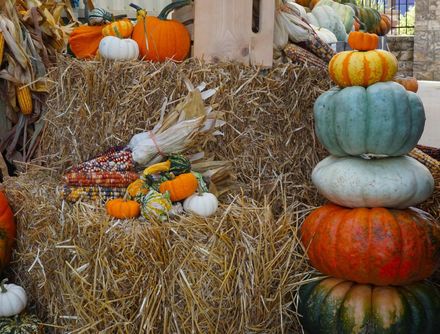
xmin=140 ymin=189 xmax=172 ymax=221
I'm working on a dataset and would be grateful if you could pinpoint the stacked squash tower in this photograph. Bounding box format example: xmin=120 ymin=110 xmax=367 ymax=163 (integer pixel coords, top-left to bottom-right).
xmin=298 ymin=32 xmax=440 ymax=334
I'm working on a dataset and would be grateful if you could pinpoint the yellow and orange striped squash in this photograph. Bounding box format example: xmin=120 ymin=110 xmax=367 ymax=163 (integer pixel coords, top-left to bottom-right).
xmin=329 ymin=49 xmax=398 ymax=87
xmin=102 ymin=20 xmax=134 ymax=38
xmin=16 ymin=85 xmax=33 ymax=115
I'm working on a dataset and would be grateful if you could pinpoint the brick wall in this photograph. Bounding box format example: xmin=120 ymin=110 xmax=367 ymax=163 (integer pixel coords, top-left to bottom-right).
xmin=414 ymin=0 xmax=440 ymax=80
xmin=387 ymin=35 xmax=414 ymax=77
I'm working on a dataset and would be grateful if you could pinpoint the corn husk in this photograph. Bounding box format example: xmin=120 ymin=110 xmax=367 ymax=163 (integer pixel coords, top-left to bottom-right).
xmin=128 ymin=80 xmax=225 ymax=166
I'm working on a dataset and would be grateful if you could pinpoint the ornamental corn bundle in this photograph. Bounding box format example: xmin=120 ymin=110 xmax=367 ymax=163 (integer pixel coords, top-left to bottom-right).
xmin=70 ymin=147 xmax=134 ymax=173
xmin=16 ymin=85 xmax=33 ymax=115
xmin=283 ymin=43 xmax=328 ymax=69
xmin=63 ymin=171 xmax=139 ymax=187
xmin=128 ymin=80 xmax=225 ymax=166
xmin=409 ymin=148 xmax=440 ymax=185
xmin=416 ymin=145 xmax=440 ymax=161
xmin=60 ymin=185 xmax=127 ymax=202
xmin=298 ymin=36 xmax=335 ymax=63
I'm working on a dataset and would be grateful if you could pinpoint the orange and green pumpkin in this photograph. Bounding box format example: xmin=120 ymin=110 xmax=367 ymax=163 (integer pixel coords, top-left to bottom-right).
xmin=130 ymin=2 xmax=191 ymax=62
xmin=0 ymin=191 xmax=15 ymax=273
xmin=329 ymin=49 xmax=398 ymax=87
xmin=299 ymin=277 xmax=440 ymax=334
xmin=102 ymin=19 xmax=134 ymax=38
xmin=159 ymin=173 xmax=198 ymax=202
xmin=301 ymin=204 xmax=440 ymax=286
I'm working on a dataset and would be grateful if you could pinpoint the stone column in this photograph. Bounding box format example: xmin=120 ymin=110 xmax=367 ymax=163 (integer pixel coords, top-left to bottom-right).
xmin=414 ymin=0 xmax=440 ymax=80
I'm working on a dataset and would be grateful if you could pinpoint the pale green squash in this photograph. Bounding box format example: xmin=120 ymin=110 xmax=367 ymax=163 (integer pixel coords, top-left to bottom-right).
xmin=307 ymin=6 xmax=347 ymax=41
xmin=314 ymin=82 xmax=425 ymax=157
xmin=314 ymin=0 xmax=355 ymax=33
xmin=312 ymin=156 xmax=434 ymax=209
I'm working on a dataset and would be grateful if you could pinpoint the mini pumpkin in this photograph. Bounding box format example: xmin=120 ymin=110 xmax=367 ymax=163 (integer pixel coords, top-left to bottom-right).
xmin=88 ymin=8 xmax=113 ymax=26
xmin=106 ymin=198 xmax=140 ymax=219
xmin=375 ymin=13 xmax=392 ymax=36
xmin=0 ymin=279 xmax=27 ymax=317
xmin=131 ymin=2 xmax=191 ymax=62
xmin=0 ymin=191 xmax=15 ymax=273
xmin=102 ymin=19 xmax=134 ymax=38
xmin=183 ymin=192 xmax=219 ymax=218
xmin=347 ymin=31 xmax=378 ymax=51
xmin=98 ymin=36 xmax=139 ymax=61
xmin=394 ymin=76 xmax=419 ymax=93
xmin=159 ymin=173 xmax=198 ymax=202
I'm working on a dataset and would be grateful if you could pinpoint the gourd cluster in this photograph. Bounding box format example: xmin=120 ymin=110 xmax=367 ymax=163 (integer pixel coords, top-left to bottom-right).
xmin=68 ymin=2 xmax=191 ymax=62
xmin=298 ymin=32 xmax=440 ymax=334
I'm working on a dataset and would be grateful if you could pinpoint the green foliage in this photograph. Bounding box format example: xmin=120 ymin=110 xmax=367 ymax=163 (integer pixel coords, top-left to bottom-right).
xmin=398 ymin=5 xmax=415 ymax=35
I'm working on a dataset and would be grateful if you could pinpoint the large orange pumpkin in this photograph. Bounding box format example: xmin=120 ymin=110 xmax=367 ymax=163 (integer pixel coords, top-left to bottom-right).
xmin=131 ymin=2 xmax=190 ymax=62
xmin=0 ymin=191 xmax=16 ymax=273
xmin=68 ymin=25 xmax=108 ymax=59
xmin=301 ymin=204 xmax=440 ymax=286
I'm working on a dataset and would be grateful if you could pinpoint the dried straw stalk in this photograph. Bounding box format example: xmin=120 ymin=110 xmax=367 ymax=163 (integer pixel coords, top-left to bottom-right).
xmin=4 ymin=169 xmax=316 ymax=333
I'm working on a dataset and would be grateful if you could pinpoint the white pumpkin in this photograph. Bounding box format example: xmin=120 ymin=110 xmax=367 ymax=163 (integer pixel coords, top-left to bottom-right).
xmin=311 ymin=25 xmax=337 ymax=44
xmin=98 ymin=36 xmax=139 ymax=61
xmin=183 ymin=193 xmax=219 ymax=217
xmin=312 ymin=156 xmax=434 ymax=209
xmin=0 ymin=279 xmax=27 ymax=317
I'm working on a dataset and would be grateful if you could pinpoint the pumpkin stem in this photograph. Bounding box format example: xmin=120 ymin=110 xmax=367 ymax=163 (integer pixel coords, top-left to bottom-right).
xmin=158 ymin=0 xmax=190 ymax=20
xmin=0 ymin=278 xmax=8 ymax=293
xmin=129 ymin=3 xmax=142 ymax=11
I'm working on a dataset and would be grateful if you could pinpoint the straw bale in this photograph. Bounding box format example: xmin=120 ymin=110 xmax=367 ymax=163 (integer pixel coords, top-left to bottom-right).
xmin=4 ymin=169 xmax=315 ymax=333
xmin=39 ymin=57 xmax=331 ymax=210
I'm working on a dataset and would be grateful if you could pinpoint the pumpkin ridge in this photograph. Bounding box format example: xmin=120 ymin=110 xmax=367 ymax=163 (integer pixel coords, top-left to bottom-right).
xmin=363 ymin=53 xmax=371 ymax=86
xmin=375 ymin=50 xmax=389 ymax=81
xmin=342 ymin=52 xmax=353 ymax=86
xmin=333 ymin=281 xmax=356 ymax=332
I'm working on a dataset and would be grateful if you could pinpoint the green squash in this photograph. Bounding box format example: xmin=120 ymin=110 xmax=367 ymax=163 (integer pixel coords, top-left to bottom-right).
xmin=312 ymin=155 xmax=434 ymax=209
xmin=314 ymin=0 xmax=355 ymax=33
xmin=298 ymin=278 xmax=440 ymax=334
xmin=307 ymin=5 xmax=348 ymax=42
xmin=346 ymin=4 xmax=381 ymax=32
xmin=0 ymin=313 xmax=42 ymax=334
xmin=140 ymin=189 xmax=172 ymax=221
xmin=168 ymin=154 xmax=191 ymax=176
xmin=314 ymin=82 xmax=425 ymax=157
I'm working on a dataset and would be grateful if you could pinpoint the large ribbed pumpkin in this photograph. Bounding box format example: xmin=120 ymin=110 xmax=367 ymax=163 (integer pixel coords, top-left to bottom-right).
xmin=329 ymin=49 xmax=398 ymax=87
xmin=301 ymin=204 xmax=440 ymax=285
xmin=0 ymin=191 xmax=15 ymax=273
xmin=314 ymin=82 xmax=425 ymax=157
xmin=312 ymin=156 xmax=434 ymax=209
xmin=131 ymin=2 xmax=190 ymax=62
xmin=298 ymin=278 xmax=440 ymax=334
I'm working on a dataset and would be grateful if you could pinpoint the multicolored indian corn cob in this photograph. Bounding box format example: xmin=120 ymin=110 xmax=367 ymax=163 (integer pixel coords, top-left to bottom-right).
xmin=63 ymin=171 xmax=139 ymax=187
xmin=298 ymin=35 xmax=335 ymax=63
xmin=284 ymin=44 xmax=328 ymax=70
xmin=70 ymin=146 xmax=134 ymax=173
xmin=61 ymin=185 xmax=126 ymax=202
xmin=409 ymin=148 xmax=440 ymax=185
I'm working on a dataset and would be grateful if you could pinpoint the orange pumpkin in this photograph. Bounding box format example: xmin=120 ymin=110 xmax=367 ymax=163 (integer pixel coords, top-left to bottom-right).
xmin=68 ymin=25 xmax=108 ymax=59
xmin=348 ymin=31 xmax=379 ymax=51
xmin=308 ymin=0 xmax=320 ymax=9
xmin=159 ymin=173 xmax=198 ymax=202
xmin=295 ymin=0 xmax=311 ymax=7
xmin=106 ymin=198 xmax=140 ymax=219
xmin=301 ymin=204 xmax=440 ymax=286
xmin=102 ymin=19 xmax=134 ymax=38
xmin=394 ymin=76 xmax=419 ymax=93
xmin=375 ymin=13 xmax=392 ymax=36
xmin=0 ymin=191 xmax=15 ymax=273
xmin=131 ymin=2 xmax=190 ymax=62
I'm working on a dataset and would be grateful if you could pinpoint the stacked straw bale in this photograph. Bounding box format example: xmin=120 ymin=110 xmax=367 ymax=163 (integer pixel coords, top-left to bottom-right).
xmin=4 ymin=58 xmax=439 ymax=332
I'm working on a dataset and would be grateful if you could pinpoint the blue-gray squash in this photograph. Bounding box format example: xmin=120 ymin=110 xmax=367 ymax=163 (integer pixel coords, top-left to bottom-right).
xmin=312 ymin=155 xmax=434 ymax=209
xmin=314 ymin=82 xmax=425 ymax=157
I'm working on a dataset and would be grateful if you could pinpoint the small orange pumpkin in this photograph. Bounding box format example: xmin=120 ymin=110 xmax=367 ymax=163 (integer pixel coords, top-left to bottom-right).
xmin=394 ymin=76 xmax=419 ymax=93
xmin=106 ymin=198 xmax=140 ymax=219
xmin=159 ymin=173 xmax=198 ymax=202
xmin=348 ymin=31 xmax=379 ymax=51
xmin=0 ymin=191 xmax=15 ymax=273
xmin=102 ymin=19 xmax=134 ymax=38
xmin=375 ymin=14 xmax=392 ymax=36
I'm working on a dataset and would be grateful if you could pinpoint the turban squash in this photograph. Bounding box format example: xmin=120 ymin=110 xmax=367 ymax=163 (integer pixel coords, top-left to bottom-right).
xmin=0 ymin=191 xmax=15 ymax=273
xmin=314 ymin=82 xmax=425 ymax=157
xmin=68 ymin=25 xmax=108 ymax=59
xmin=299 ymin=277 xmax=440 ymax=334
xmin=329 ymin=49 xmax=398 ymax=87
xmin=301 ymin=204 xmax=440 ymax=286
